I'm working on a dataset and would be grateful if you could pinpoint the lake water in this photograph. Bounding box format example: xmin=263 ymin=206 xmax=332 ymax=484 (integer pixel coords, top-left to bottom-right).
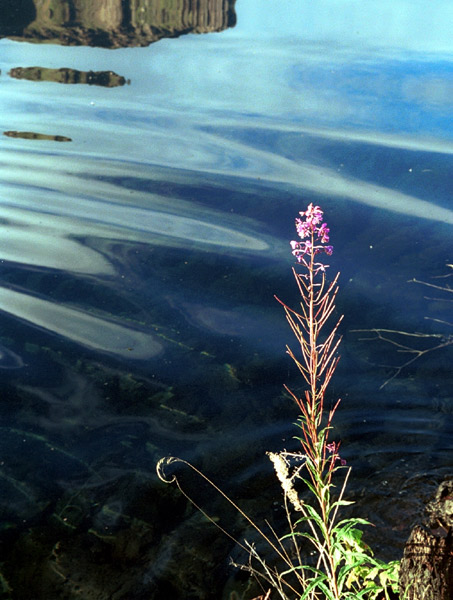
xmin=0 ymin=1 xmax=452 ymax=598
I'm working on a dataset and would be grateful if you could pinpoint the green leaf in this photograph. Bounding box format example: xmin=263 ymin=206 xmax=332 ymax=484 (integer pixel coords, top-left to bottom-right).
xmin=337 ymin=560 xmax=371 ymax=588
xmin=364 ymin=566 xmax=380 ymax=580
xmin=300 ymin=573 xmax=335 ymax=600
xmin=328 ymin=499 xmax=355 ymax=515
xmin=299 ymin=578 xmax=322 ymax=600
xmin=332 ymin=523 xmax=373 ymax=555
xmin=281 ymin=530 xmax=320 ymax=547
xmin=316 ymin=578 xmax=336 ymax=599
xmin=297 ymin=503 xmax=325 ymax=531
xmin=332 ymin=517 xmax=372 ymax=533
xmin=299 ymin=572 xmax=330 ymax=600
xmin=299 ymin=476 xmax=320 ymax=498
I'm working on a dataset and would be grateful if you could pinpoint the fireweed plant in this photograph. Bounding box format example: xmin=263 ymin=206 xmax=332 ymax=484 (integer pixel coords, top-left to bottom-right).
xmin=157 ymin=205 xmax=401 ymax=600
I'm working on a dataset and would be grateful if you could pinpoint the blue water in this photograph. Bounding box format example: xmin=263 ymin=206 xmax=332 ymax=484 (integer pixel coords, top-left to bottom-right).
xmin=0 ymin=1 xmax=452 ymax=598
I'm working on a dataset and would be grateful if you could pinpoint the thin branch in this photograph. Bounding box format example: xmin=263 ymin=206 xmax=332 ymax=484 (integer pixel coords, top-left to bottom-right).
xmin=409 ymin=277 xmax=453 ymax=293
xmin=350 ymin=328 xmax=453 ymax=389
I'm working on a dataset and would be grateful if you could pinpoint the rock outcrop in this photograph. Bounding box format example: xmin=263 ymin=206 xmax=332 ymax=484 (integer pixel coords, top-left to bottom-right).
xmin=0 ymin=0 xmax=237 ymax=48
xmin=399 ymin=479 xmax=453 ymax=599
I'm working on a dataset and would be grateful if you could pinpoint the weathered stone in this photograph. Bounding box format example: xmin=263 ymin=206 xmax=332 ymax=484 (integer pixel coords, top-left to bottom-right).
xmin=399 ymin=479 xmax=453 ymax=599
xmin=0 ymin=0 xmax=237 ymax=48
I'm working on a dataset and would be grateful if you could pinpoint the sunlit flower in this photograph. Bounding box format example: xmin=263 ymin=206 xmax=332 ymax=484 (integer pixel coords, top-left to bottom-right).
xmin=290 ymin=204 xmax=334 ymax=263
xmin=300 ymin=203 xmax=323 ymax=226
xmin=318 ymin=223 xmax=330 ymax=243
xmin=295 ymin=218 xmax=310 ymax=239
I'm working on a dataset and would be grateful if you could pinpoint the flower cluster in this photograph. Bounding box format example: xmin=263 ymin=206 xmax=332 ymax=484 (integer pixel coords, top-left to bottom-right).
xmin=326 ymin=441 xmax=347 ymax=466
xmin=290 ymin=203 xmax=333 ymax=265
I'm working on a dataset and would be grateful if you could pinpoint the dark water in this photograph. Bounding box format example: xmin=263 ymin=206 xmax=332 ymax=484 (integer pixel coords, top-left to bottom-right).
xmin=0 ymin=1 xmax=452 ymax=598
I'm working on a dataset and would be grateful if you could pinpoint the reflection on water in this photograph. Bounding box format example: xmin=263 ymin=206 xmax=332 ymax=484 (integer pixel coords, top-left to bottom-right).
xmin=0 ymin=0 xmax=237 ymax=48
xmin=3 ymin=130 xmax=72 ymax=141
xmin=0 ymin=286 xmax=163 ymax=359
xmin=9 ymin=66 xmax=128 ymax=87
xmin=0 ymin=0 xmax=452 ymax=598
xmin=0 ymin=150 xmax=274 ymax=263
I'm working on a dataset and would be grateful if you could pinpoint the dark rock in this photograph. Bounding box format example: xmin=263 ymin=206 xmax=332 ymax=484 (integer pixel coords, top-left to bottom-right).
xmin=399 ymin=479 xmax=453 ymax=599
xmin=0 ymin=0 xmax=237 ymax=48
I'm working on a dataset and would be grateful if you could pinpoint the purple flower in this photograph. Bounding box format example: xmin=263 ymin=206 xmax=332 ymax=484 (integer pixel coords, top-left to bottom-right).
xmin=295 ymin=219 xmax=310 ymax=239
xmin=300 ymin=203 xmax=323 ymax=226
xmin=290 ymin=204 xmax=334 ymax=262
xmin=326 ymin=441 xmax=346 ymax=466
xmin=291 ymin=241 xmax=312 ymax=264
xmin=326 ymin=442 xmax=337 ymax=453
xmin=318 ymin=223 xmax=330 ymax=243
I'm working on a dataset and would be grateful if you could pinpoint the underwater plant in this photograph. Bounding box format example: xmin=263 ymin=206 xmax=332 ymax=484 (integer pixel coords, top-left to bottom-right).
xmin=157 ymin=204 xmax=401 ymax=599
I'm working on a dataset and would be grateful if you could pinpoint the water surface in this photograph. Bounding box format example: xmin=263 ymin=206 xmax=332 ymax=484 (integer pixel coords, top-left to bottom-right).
xmin=0 ymin=1 xmax=452 ymax=598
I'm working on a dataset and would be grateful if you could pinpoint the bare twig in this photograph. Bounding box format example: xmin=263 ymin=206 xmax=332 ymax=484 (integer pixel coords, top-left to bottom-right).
xmin=351 ymin=328 xmax=453 ymax=389
xmin=352 ymin=265 xmax=453 ymax=388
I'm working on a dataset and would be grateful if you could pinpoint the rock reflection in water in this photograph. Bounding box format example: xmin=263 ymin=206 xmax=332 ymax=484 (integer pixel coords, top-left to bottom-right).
xmin=0 ymin=0 xmax=237 ymax=48
xmin=3 ymin=131 xmax=72 ymax=142
xmin=8 ymin=67 xmax=127 ymax=87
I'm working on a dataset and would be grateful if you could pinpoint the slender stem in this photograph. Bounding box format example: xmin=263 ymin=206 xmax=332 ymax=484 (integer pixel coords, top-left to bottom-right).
xmin=285 ymin=218 xmax=343 ymax=599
